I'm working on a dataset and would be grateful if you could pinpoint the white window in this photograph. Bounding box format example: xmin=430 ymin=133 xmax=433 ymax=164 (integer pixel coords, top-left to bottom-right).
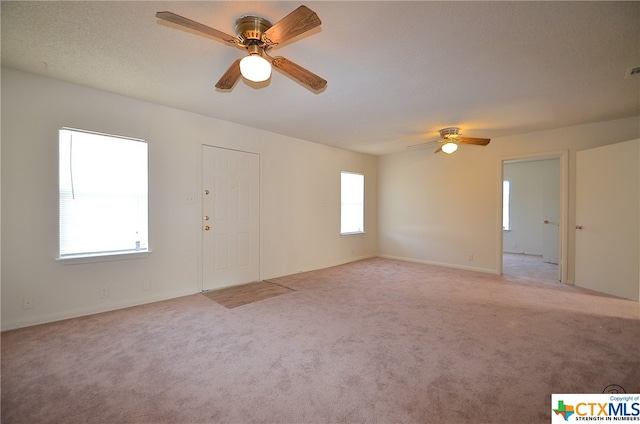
xmin=341 ymin=171 xmax=364 ymax=234
xmin=59 ymin=128 xmax=148 ymax=258
xmin=503 ymin=180 xmax=511 ymax=231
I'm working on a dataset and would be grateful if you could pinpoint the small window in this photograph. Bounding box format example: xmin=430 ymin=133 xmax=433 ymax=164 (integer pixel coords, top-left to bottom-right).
xmin=341 ymin=172 xmax=364 ymax=234
xmin=59 ymin=128 xmax=149 ymax=258
xmin=503 ymin=180 xmax=511 ymax=231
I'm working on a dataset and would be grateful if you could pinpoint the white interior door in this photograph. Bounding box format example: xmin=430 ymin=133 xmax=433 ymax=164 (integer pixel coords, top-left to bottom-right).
xmin=575 ymin=139 xmax=639 ymax=301
xmin=541 ymin=159 xmax=560 ymax=264
xmin=202 ymin=145 xmax=260 ymax=291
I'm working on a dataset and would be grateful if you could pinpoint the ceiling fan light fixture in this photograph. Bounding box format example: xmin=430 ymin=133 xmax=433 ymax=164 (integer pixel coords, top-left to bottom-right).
xmin=440 ymin=127 xmax=461 ymax=140
xmin=441 ymin=142 xmax=458 ymax=154
xmin=240 ymin=54 xmax=271 ymax=83
xmin=157 ymin=7 xmax=325 ymax=91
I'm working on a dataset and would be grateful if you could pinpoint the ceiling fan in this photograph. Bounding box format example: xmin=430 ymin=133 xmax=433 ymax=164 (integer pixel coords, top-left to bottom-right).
xmin=409 ymin=127 xmax=491 ymax=154
xmin=155 ymin=5 xmax=327 ymax=92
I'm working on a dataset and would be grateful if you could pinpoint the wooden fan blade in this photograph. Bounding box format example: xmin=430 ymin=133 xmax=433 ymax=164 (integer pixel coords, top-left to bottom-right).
xmin=156 ymin=11 xmax=239 ymax=45
xmin=215 ymin=58 xmax=242 ymax=89
xmin=434 ymin=145 xmax=443 ymax=154
xmin=407 ymin=141 xmax=438 ymax=150
xmin=271 ymin=56 xmax=327 ymax=91
xmin=459 ymin=137 xmax=491 ymax=146
xmin=263 ymin=6 xmax=321 ymax=46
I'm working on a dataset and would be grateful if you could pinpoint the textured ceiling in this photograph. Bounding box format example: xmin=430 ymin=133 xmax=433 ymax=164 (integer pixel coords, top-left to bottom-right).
xmin=2 ymin=1 xmax=639 ymax=155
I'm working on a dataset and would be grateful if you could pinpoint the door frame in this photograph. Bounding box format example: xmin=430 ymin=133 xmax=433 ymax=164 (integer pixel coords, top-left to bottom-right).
xmin=496 ymin=150 xmax=568 ymax=283
xmin=199 ymin=144 xmax=261 ymax=292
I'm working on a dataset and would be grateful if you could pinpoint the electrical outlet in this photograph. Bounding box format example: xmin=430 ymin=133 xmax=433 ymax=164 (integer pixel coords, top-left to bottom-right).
xmin=99 ymin=287 xmax=109 ymax=298
xmin=184 ymin=193 xmax=196 ymax=204
xmin=467 ymin=254 xmax=474 ymax=261
xmin=23 ymin=297 xmax=34 ymax=309
xmin=142 ymin=279 xmax=151 ymax=291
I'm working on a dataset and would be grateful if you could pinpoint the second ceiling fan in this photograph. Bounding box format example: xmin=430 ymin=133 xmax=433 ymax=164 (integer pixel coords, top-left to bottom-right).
xmin=156 ymin=5 xmax=327 ymax=91
xmin=410 ymin=127 xmax=491 ymax=154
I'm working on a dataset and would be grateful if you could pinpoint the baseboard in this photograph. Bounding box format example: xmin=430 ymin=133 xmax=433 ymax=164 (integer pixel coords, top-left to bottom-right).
xmin=378 ymin=254 xmax=500 ymax=275
xmin=337 ymin=254 xmax=378 ymax=266
xmin=1 ymin=288 xmax=199 ymax=331
xmin=503 ymin=251 xmax=543 ymax=256
xmin=263 ymin=254 xmax=378 ymax=281
xmin=3 ymin=254 xmax=485 ymax=331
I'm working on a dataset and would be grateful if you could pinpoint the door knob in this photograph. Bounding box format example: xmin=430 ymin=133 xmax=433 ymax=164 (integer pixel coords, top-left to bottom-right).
xmin=575 ymin=225 xmax=583 ymax=230
xmin=204 ymin=215 xmax=210 ymax=221
xmin=204 ymin=225 xmax=211 ymax=231
xmin=543 ymin=220 xmax=549 ymax=224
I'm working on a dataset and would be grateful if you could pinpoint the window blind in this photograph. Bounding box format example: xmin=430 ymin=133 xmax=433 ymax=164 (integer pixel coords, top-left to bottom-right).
xmin=59 ymin=128 xmax=148 ymax=258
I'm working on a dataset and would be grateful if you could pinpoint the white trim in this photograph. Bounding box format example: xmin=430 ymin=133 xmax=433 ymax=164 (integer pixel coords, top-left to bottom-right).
xmin=2 ymin=289 xmax=196 ymax=331
xmin=378 ymin=254 xmax=500 ymax=275
xmin=56 ymin=250 xmax=151 ymax=265
xmin=60 ymin=126 xmax=145 ymax=143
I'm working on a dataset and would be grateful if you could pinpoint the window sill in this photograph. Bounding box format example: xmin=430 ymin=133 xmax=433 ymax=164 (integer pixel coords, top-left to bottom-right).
xmin=341 ymin=231 xmax=365 ymax=236
xmin=56 ymin=250 xmax=151 ymax=265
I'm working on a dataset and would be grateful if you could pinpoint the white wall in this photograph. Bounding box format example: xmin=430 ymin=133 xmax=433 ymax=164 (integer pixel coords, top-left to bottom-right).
xmin=378 ymin=117 xmax=640 ymax=280
xmin=1 ymin=68 xmax=377 ymax=330
xmin=503 ymin=159 xmax=558 ymax=255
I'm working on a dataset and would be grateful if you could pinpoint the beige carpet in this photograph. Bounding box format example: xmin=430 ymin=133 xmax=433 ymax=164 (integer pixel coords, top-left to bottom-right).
xmin=503 ymin=252 xmax=559 ymax=283
xmin=2 ymin=258 xmax=639 ymax=423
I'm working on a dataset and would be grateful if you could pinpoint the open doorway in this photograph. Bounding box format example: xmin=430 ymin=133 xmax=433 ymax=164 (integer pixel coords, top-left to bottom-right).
xmin=501 ymin=154 xmax=566 ymax=284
